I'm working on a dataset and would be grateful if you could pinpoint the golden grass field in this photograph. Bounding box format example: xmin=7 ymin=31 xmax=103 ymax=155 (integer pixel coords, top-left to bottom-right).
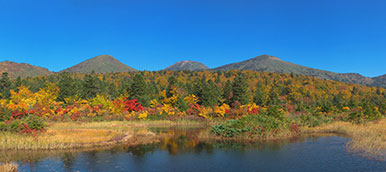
xmin=303 ymin=119 xmax=386 ymax=160
xmin=0 ymin=163 xmax=18 ymax=172
xmin=0 ymin=120 xmax=206 ymax=150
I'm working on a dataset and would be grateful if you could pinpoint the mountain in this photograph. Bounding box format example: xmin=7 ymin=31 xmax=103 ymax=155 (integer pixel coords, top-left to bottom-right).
xmin=213 ymin=55 xmax=385 ymax=87
xmin=372 ymin=74 xmax=386 ymax=87
xmin=165 ymin=60 xmax=209 ymax=71
xmin=0 ymin=61 xmax=52 ymax=78
xmin=61 ymin=55 xmax=136 ymax=73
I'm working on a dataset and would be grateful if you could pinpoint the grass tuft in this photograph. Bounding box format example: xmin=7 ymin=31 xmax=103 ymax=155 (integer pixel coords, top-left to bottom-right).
xmin=0 ymin=163 xmax=18 ymax=172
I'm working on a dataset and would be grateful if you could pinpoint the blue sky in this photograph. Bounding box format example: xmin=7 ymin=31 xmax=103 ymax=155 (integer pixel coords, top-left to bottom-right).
xmin=0 ymin=0 xmax=385 ymax=77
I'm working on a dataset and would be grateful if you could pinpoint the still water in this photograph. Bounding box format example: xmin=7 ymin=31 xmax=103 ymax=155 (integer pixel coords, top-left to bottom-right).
xmin=3 ymin=128 xmax=386 ymax=172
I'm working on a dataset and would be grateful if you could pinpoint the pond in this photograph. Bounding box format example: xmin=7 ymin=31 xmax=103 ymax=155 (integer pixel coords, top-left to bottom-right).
xmin=2 ymin=128 xmax=386 ymax=172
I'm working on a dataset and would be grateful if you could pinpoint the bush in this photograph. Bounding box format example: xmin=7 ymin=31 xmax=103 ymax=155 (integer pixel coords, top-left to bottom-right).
xmin=8 ymin=119 xmax=23 ymax=132
xmin=0 ymin=116 xmax=47 ymax=133
xmin=0 ymin=122 xmax=6 ymax=131
xmin=25 ymin=116 xmax=47 ymax=130
xmin=262 ymin=105 xmax=285 ymax=120
xmin=347 ymin=104 xmax=382 ymax=124
xmin=212 ymin=114 xmax=290 ymax=137
xmin=297 ymin=114 xmax=332 ymax=127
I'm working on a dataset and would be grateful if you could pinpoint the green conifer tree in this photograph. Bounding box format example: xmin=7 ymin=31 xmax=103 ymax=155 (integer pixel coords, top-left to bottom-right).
xmin=0 ymin=72 xmax=11 ymax=99
xmin=57 ymin=72 xmax=76 ymax=102
xmin=82 ymin=72 xmax=101 ymax=99
xmin=231 ymin=75 xmax=249 ymax=105
xmin=129 ymin=74 xmax=149 ymax=106
xmin=253 ymin=82 xmax=266 ymax=106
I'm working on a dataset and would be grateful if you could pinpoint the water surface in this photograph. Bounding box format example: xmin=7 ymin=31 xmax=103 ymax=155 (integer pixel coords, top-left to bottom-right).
xmin=3 ymin=128 xmax=386 ymax=172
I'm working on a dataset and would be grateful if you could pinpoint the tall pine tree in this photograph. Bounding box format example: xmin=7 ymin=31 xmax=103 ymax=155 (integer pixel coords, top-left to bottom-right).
xmin=222 ymin=80 xmax=232 ymax=105
xmin=231 ymin=75 xmax=249 ymax=105
xmin=0 ymin=72 xmax=11 ymax=99
xmin=253 ymin=82 xmax=267 ymax=106
xmin=57 ymin=72 xmax=76 ymax=102
xmin=81 ymin=72 xmax=101 ymax=99
xmin=129 ymin=74 xmax=149 ymax=106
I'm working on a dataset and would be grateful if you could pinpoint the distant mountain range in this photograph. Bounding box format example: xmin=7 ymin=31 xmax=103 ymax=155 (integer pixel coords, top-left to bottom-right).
xmin=165 ymin=61 xmax=209 ymax=71
xmin=0 ymin=54 xmax=385 ymax=88
xmin=212 ymin=55 xmax=378 ymax=86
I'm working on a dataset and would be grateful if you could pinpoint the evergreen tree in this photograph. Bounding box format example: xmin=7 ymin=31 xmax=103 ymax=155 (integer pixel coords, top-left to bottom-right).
xmin=81 ymin=72 xmax=101 ymax=99
xmin=231 ymin=75 xmax=249 ymax=105
xmin=253 ymin=82 xmax=266 ymax=106
xmin=192 ymin=78 xmax=203 ymax=99
xmin=57 ymin=72 xmax=76 ymax=102
xmin=203 ymin=79 xmax=221 ymax=107
xmin=192 ymin=78 xmax=220 ymax=107
xmin=106 ymin=82 xmax=119 ymax=99
xmin=166 ymin=75 xmax=178 ymax=98
xmin=176 ymin=95 xmax=189 ymax=111
xmin=118 ymin=77 xmax=131 ymax=95
xmin=0 ymin=72 xmax=11 ymax=99
xmin=14 ymin=76 xmax=22 ymax=90
xmin=148 ymin=80 xmax=160 ymax=96
xmin=267 ymin=86 xmax=280 ymax=105
xmin=222 ymin=80 xmax=232 ymax=105
xmin=129 ymin=74 xmax=149 ymax=106
xmin=215 ymin=74 xmax=221 ymax=84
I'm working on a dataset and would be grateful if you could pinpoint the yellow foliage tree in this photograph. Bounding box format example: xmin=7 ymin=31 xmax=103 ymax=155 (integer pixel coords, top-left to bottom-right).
xmin=35 ymin=82 xmax=60 ymax=107
xmin=184 ymin=94 xmax=199 ymax=105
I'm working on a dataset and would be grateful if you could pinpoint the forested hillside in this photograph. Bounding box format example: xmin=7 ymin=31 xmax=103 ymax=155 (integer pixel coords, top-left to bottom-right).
xmin=1 ymin=70 xmax=384 ymax=117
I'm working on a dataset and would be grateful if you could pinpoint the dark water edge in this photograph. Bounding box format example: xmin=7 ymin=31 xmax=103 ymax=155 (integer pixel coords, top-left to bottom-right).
xmin=3 ymin=128 xmax=386 ymax=172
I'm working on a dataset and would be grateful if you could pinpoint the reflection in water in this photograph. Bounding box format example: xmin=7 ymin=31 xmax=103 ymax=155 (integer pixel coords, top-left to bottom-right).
xmin=61 ymin=153 xmax=76 ymax=172
xmin=1 ymin=128 xmax=386 ymax=172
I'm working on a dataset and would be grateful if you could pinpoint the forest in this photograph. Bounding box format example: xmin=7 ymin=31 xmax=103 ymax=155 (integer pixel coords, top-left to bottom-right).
xmin=0 ymin=70 xmax=385 ymax=137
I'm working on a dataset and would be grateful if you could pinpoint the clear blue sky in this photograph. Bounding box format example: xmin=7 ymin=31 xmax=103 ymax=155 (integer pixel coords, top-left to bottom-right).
xmin=0 ymin=0 xmax=385 ymax=77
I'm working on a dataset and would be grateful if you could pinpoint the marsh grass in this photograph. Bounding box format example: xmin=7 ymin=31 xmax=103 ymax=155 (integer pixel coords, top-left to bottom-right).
xmin=0 ymin=163 xmax=18 ymax=172
xmin=0 ymin=120 xmax=205 ymax=150
xmin=303 ymin=119 xmax=386 ymax=160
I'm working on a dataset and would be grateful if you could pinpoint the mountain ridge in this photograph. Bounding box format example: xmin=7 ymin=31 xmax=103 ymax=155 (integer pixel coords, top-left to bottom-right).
xmin=0 ymin=61 xmax=52 ymax=78
xmin=213 ymin=55 xmax=383 ymax=87
xmin=0 ymin=54 xmax=384 ymax=88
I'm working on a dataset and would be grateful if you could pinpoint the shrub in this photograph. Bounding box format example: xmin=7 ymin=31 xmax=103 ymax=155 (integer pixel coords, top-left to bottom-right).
xmin=0 ymin=116 xmax=47 ymax=133
xmin=297 ymin=114 xmax=332 ymax=127
xmin=25 ymin=116 xmax=47 ymax=130
xmin=212 ymin=114 xmax=290 ymax=138
xmin=262 ymin=105 xmax=285 ymax=120
xmin=0 ymin=122 xmax=6 ymax=131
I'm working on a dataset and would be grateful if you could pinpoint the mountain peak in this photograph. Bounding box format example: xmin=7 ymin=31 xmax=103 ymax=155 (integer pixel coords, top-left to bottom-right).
xmin=92 ymin=55 xmax=115 ymax=60
xmin=61 ymin=55 xmax=136 ymax=73
xmin=253 ymin=55 xmax=282 ymax=61
xmin=165 ymin=60 xmax=209 ymax=71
